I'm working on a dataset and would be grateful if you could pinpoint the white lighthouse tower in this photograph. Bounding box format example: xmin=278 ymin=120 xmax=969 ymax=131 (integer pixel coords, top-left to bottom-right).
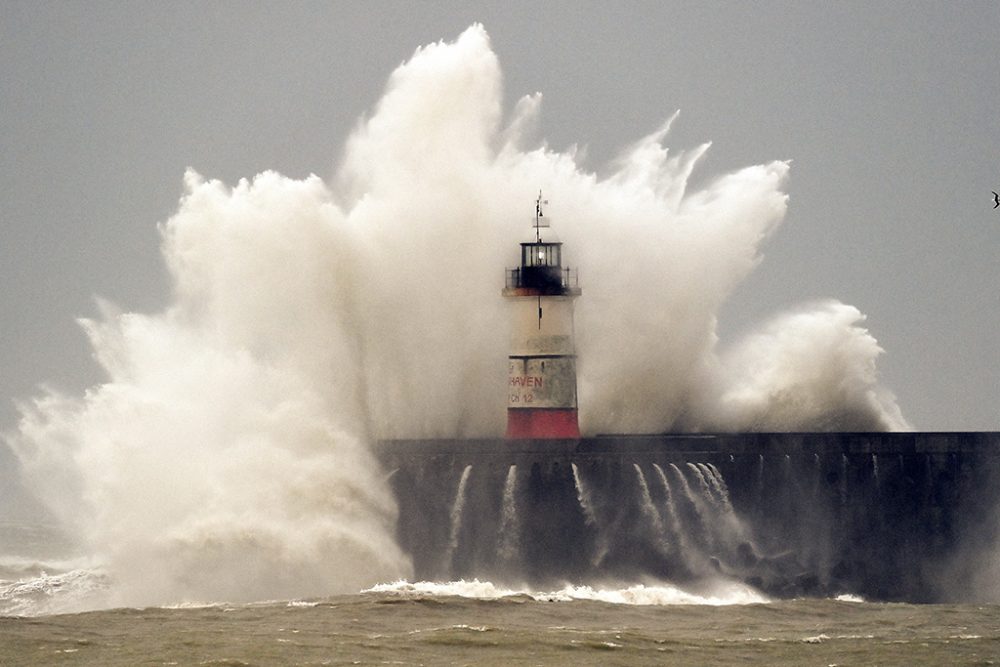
xmin=503 ymin=193 xmax=582 ymax=439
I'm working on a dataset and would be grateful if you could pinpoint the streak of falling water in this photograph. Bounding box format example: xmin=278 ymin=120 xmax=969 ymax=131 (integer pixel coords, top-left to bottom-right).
xmin=757 ymin=454 xmax=765 ymax=500
xmin=443 ymin=464 xmax=472 ymax=575
xmin=699 ymin=463 xmax=744 ymax=546
xmin=840 ymin=453 xmax=849 ymax=509
xmin=633 ymin=463 xmax=668 ymax=554
xmin=694 ymin=463 xmax=720 ymax=506
xmin=497 ymin=464 xmax=519 ymax=562
xmin=703 ymin=463 xmax=737 ymax=518
xmin=670 ymin=463 xmax=714 ymax=551
xmin=572 ymin=463 xmax=608 ymax=566
xmin=687 ymin=463 xmax=717 ymax=506
xmin=688 ymin=463 xmax=722 ymax=518
xmin=653 ymin=463 xmax=681 ymax=536
xmin=653 ymin=463 xmax=690 ymax=560
xmin=813 ymin=453 xmax=821 ymax=496
xmin=571 ymin=463 xmax=598 ymax=526
xmin=872 ymin=453 xmax=880 ymax=489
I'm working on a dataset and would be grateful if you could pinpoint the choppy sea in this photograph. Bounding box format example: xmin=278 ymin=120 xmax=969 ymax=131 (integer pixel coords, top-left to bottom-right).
xmin=3 ymin=521 xmax=999 ymax=666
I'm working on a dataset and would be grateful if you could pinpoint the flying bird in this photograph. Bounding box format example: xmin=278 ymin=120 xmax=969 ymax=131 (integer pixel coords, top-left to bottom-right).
xmin=993 ymin=191 xmax=999 ymax=208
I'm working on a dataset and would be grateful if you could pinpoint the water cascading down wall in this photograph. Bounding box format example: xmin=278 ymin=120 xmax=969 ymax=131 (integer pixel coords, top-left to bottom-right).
xmin=379 ymin=432 xmax=1000 ymax=602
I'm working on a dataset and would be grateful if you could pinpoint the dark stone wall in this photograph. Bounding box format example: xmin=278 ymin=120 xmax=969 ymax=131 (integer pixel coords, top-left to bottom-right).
xmin=378 ymin=433 xmax=1000 ymax=602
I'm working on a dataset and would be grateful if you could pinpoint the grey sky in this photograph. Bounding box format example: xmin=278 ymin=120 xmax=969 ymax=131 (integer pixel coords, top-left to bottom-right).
xmin=1 ymin=0 xmax=998 ymax=434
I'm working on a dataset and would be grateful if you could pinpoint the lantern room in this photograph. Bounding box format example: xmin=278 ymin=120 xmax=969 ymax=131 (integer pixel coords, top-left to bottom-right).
xmin=522 ymin=242 xmax=561 ymax=269
xmin=515 ymin=242 xmax=563 ymax=291
xmin=506 ymin=242 xmax=579 ymax=294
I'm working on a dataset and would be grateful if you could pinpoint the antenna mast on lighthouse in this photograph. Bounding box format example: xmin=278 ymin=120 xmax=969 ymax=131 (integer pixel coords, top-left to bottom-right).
xmin=534 ymin=190 xmax=549 ymax=243
xmin=502 ymin=193 xmax=581 ymax=439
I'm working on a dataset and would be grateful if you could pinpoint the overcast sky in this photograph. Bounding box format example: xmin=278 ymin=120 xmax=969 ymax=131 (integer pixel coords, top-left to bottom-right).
xmin=2 ymin=1 xmax=998 ymax=434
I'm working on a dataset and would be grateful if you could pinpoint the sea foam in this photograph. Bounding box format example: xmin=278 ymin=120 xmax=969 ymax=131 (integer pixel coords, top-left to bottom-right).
xmin=365 ymin=579 xmax=768 ymax=606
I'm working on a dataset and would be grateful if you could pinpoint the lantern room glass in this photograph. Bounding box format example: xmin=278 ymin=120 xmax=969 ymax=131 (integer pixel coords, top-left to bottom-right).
xmin=521 ymin=243 xmax=561 ymax=268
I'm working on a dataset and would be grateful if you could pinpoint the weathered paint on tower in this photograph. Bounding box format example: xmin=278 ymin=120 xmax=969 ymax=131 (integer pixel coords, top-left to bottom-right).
xmin=502 ymin=194 xmax=581 ymax=439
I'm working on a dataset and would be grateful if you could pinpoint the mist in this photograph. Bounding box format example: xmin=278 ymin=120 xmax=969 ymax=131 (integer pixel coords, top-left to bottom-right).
xmin=6 ymin=24 xmax=907 ymax=607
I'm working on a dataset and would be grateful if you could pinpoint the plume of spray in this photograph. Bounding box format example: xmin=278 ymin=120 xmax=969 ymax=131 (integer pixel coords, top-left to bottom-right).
xmin=704 ymin=302 xmax=909 ymax=431
xmin=10 ymin=172 xmax=414 ymax=607
xmin=8 ymin=23 xmax=907 ymax=609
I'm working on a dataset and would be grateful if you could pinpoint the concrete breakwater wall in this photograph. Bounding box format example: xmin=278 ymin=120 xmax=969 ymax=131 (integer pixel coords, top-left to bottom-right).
xmin=378 ymin=433 xmax=1000 ymax=602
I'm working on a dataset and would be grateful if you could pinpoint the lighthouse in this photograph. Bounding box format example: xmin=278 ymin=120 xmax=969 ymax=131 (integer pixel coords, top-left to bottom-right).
xmin=503 ymin=193 xmax=582 ymax=439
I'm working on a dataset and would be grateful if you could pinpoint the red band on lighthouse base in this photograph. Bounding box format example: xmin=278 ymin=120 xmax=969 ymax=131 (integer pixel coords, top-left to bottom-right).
xmin=505 ymin=409 xmax=581 ymax=439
